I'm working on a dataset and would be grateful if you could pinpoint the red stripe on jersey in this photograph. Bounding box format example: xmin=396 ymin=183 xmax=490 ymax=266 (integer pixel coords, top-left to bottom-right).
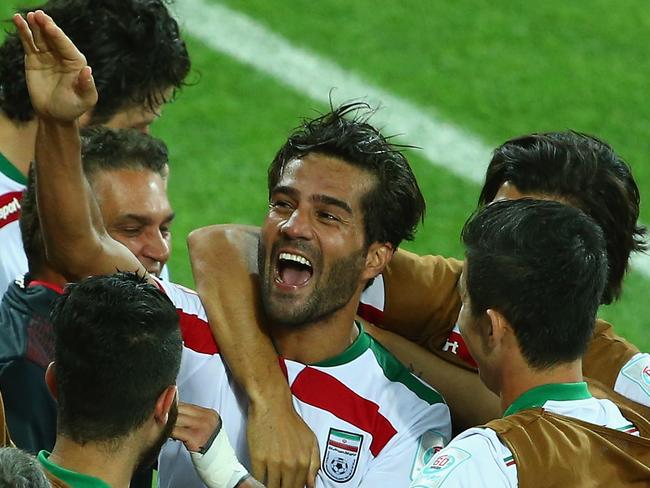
xmin=444 ymin=330 xmax=478 ymax=368
xmin=357 ymin=302 xmax=385 ymax=325
xmin=505 ymin=459 xmax=516 ymax=467
xmin=177 ymin=310 xmax=219 ymax=355
xmin=328 ymin=440 xmax=359 ymax=452
xmin=0 ymin=191 xmax=22 ymax=230
xmin=291 ymin=366 xmax=397 ymax=456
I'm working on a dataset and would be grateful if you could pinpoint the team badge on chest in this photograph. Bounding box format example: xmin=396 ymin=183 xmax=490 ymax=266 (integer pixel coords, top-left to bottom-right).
xmin=323 ymin=428 xmax=363 ymax=483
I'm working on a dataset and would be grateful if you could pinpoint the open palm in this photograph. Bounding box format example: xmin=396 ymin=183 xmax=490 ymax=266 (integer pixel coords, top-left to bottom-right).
xmin=14 ymin=10 xmax=98 ymax=122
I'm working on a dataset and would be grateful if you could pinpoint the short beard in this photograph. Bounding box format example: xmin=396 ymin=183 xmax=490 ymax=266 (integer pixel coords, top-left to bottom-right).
xmin=135 ymin=400 xmax=178 ymax=471
xmin=259 ymin=239 xmax=366 ymax=328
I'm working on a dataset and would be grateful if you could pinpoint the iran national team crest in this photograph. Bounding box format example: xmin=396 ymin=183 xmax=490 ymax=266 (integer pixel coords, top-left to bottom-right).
xmin=323 ymin=428 xmax=363 ymax=483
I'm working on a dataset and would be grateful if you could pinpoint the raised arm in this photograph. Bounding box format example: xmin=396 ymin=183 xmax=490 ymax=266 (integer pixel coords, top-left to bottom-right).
xmin=188 ymin=225 xmax=319 ymax=488
xmin=14 ymin=10 xmax=145 ymax=281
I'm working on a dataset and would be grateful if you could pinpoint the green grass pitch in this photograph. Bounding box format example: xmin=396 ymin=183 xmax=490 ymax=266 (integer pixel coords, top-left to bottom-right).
xmin=2 ymin=1 xmax=648 ymax=351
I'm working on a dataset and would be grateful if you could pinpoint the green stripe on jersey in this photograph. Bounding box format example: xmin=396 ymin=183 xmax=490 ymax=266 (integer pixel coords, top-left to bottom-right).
xmin=0 ymin=152 xmax=27 ymax=185
xmin=367 ymin=335 xmax=445 ymax=406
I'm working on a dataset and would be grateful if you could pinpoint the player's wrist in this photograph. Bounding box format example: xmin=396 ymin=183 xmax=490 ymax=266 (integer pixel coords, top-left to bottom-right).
xmin=190 ymin=426 xmax=249 ymax=488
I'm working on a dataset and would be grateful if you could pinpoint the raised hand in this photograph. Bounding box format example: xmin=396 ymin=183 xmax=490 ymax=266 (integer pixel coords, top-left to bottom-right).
xmin=13 ymin=10 xmax=97 ymax=122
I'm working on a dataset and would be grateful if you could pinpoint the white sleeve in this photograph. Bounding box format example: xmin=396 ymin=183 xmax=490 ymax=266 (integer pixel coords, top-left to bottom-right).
xmin=357 ymin=403 xmax=451 ymax=487
xmin=409 ymin=428 xmax=518 ymax=488
xmin=614 ymin=353 xmax=650 ymax=408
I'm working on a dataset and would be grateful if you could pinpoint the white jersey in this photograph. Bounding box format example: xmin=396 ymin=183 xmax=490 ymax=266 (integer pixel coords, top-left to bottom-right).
xmin=155 ymin=275 xmax=451 ymax=488
xmin=361 ymin=276 xmax=650 ymax=409
xmin=409 ymin=382 xmax=640 ymax=487
xmin=0 ymin=154 xmax=27 ymax=297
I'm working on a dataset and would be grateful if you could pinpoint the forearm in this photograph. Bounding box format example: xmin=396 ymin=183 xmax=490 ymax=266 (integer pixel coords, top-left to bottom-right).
xmin=188 ymin=225 xmax=291 ymax=405
xmin=35 ymin=119 xmax=146 ymax=280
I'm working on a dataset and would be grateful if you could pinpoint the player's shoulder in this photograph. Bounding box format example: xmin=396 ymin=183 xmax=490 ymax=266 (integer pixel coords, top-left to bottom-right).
xmin=365 ymin=332 xmax=446 ymax=407
xmin=410 ymin=427 xmax=516 ymax=488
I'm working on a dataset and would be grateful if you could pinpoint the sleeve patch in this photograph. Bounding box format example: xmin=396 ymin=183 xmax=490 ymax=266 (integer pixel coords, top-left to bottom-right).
xmin=621 ymin=355 xmax=650 ymax=399
xmin=412 ymin=447 xmax=472 ymax=487
xmin=410 ymin=430 xmax=447 ymax=480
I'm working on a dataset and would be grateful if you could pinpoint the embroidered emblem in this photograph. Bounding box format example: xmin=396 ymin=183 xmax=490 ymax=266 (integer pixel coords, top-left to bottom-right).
xmin=410 ymin=429 xmax=447 ymax=479
xmin=323 ymin=428 xmax=363 ymax=483
xmin=412 ymin=447 xmax=472 ymax=487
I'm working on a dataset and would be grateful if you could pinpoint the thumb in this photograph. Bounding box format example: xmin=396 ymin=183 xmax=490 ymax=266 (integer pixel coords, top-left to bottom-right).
xmin=76 ymin=66 xmax=98 ymax=103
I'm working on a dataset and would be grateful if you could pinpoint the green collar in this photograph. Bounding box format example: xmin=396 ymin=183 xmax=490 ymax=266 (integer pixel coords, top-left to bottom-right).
xmin=38 ymin=451 xmax=111 ymax=488
xmin=0 ymin=152 xmax=27 ymax=186
xmin=503 ymin=382 xmax=592 ymax=417
xmin=312 ymin=322 xmax=370 ymax=367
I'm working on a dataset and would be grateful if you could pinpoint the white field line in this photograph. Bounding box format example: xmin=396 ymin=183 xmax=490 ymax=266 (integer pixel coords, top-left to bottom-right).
xmin=175 ymin=0 xmax=650 ymax=279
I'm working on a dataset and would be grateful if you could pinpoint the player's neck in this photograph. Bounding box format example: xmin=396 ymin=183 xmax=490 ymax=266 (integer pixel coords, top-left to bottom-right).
xmin=31 ymin=264 xmax=68 ymax=289
xmin=271 ymin=299 xmax=361 ymax=365
xmin=0 ymin=114 xmax=37 ymax=176
xmin=499 ymin=359 xmax=584 ymax=414
xmin=49 ymin=434 xmax=140 ymax=488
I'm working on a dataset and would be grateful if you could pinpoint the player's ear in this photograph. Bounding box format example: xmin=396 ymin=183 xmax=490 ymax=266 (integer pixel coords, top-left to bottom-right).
xmin=154 ymin=385 xmax=177 ymax=425
xmin=486 ymin=309 xmax=511 ymax=348
xmin=362 ymin=242 xmax=393 ymax=281
xmin=45 ymin=362 xmax=58 ymax=400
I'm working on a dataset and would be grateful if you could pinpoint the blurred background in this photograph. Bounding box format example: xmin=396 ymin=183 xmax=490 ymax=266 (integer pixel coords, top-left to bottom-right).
xmin=3 ymin=0 xmax=648 ymax=349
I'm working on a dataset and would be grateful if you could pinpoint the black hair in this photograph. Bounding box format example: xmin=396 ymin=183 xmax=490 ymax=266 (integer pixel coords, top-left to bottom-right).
xmin=1 ymin=0 xmax=190 ymax=123
xmin=268 ymin=102 xmax=426 ymax=249
xmin=80 ymin=126 xmax=169 ymax=179
xmin=20 ymin=128 xmax=169 ymax=274
xmin=49 ymin=272 xmax=181 ymax=444
xmin=462 ymin=199 xmax=608 ymax=369
xmin=478 ymin=131 xmax=646 ymax=304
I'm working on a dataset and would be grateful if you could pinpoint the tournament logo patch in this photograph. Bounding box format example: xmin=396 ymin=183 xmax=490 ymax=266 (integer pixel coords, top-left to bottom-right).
xmin=323 ymin=428 xmax=363 ymax=483
xmin=621 ymin=356 xmax=650 ymax=399
xmin=412 ymin=447 xmax=472 ymax=487
xmin=410 ymin=430 xmax=447 ymax=479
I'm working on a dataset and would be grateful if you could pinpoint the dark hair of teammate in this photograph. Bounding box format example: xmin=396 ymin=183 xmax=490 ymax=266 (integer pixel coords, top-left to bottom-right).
xmin=478 ymin=131 xmax=646 ymax=305
xmin=49 ymin=272 xmax=181 ymax=443
xmin=268 ymin=101 xmax=426 ymax=249
xmin=461 ymin=199 xmax=608 ymax=369
xmin=0 ymin=0 xmax=190 ymax=123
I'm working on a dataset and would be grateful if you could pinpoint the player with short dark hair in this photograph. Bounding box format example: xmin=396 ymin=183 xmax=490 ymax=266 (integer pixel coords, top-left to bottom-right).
xmin=40 ymin=272 xmax=182 ymax=486
xmin=163 ymin=102 xmax=450 ymax=487
xmin=410 ymin=199 xmax=650 ymax=487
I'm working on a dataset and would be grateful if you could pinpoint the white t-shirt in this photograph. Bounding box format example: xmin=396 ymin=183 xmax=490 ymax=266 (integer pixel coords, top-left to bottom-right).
xmin=155 ymin=276 xmax=451 ymax=488
xmin=409 ymin=382 xmax=640 ymax=487
xmin=0 ymin=153 xmax=27 ymax=297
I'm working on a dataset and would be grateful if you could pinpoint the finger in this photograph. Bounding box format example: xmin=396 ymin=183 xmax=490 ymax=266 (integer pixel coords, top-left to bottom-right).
xmin=281 ymin=463 xmax=301 ymax=488
xmin=36 ymin=10 xmax=86 ymax=62
xmin=266 ymin=465 xmax=281 ymax=488
xmin=12 ymin=14 xmax=38 ymax=54
xmin=306 ymin=446 xmax=320 ymax=488
xmin=76 ymin=66 xmax=96 ymax=94
xmin=250 ymin=459 xmax=267 ymax=488
xmin=26 ymin=10 xmax=48 ymax=53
